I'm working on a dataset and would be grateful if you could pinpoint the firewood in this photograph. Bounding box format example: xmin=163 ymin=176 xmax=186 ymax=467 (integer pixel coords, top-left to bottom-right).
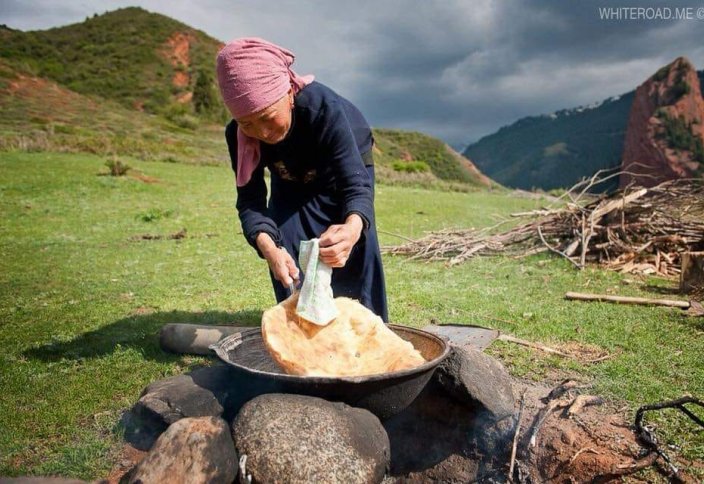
xmin=384 ymin=179 xmax=704 ymax=278
xmin=565 ymin=291 xmax=690 ymax=309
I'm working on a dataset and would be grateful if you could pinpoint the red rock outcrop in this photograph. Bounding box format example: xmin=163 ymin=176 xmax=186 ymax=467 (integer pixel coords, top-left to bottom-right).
xmin=162 ymin=32 xmax=196 ymax=102
xmin=620 ymin=57 xmax=704 ymax=188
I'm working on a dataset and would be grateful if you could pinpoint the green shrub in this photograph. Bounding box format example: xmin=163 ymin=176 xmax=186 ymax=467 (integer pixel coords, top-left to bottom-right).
xmin=104 ymin=157 xmax=130 ymax=176
xmin=136 ymin=207 xmax=173 ymax=222
xmin=653 ymin=66 xmax=669 ymax=82
xmin=660 ymin=114 xmax=704 ymax=163
xmin=671 ymin=79 xmax=690 ymax=100
xmin=392 ymin=160 xmax=430 ymax=173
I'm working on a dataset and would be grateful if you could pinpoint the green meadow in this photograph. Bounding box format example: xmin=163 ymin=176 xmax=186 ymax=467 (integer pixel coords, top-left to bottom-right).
xmin=1 ymin=152 xmax=702 ymax=479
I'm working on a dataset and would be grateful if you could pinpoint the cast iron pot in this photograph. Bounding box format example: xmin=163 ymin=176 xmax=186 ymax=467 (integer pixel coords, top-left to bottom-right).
xmin=210 ymin=325 xmax=450 ymax=420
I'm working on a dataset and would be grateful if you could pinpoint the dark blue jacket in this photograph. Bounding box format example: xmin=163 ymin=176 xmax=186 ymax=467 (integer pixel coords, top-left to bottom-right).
xmin=225 ymin=81 xmax=375 ymax=254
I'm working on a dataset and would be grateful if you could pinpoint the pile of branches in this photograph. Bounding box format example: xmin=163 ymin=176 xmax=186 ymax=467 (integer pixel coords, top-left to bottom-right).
xmin=385 ymin=174 xmax=704 ymax=277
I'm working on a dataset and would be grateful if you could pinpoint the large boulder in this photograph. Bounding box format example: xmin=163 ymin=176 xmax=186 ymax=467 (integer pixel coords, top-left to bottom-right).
xmin=134 ymin=373 xmax=224 ymax=426
xmin=122 ymin=416 xmax=237 ymax=484
xmin=124 ymin=363 xmax=285 ymax=450
xmin=233 ymin=394 xmax=390 ymax=483
xmin=434 ymin=346 xmax=515 ymax=420
xmin=125 ymin=364 xmax=232 ymax=449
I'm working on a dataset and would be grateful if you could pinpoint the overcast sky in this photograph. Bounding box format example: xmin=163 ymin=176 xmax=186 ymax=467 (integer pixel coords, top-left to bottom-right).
xmin=2 ymin=0 xmax=703 ymax=148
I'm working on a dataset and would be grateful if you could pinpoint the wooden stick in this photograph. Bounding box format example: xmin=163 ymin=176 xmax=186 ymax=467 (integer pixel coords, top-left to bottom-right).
xmin=567 ymin=395 xmax=604 ymax=416
xmin=568 ymin=447 xmax=601 ymax=466
xmin=377 ymin=228 xmax=416 ymax=243
xmin=508 ymin=390 xmax=527 ymax=481
xmin=564 ymin=291 xmax=690 ymax=309
xmin=498 ymin=334 xmax=571 ymax=357
xmin=537 ymin=225 xmax=582 ymax=270
xmin=529 ymin=399 xmax=568 ymax=447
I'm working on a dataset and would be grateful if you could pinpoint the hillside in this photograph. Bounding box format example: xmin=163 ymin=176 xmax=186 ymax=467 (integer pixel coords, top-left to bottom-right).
xmin=373 ymin=128 xmax=494 ymax=190
xmin=0 ymin=59 xmax=227 ymax=165
xmin=0 ymin=7 xmax=226 ymax=122
xmin=464 ymin=91 xmax=634 ymax=192
xmin=464 ymin=67 xmax=704 ymax=192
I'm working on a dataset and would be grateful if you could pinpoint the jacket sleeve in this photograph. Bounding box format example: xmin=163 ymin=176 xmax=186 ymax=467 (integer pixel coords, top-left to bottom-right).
xmin=316 ymin=100 xmax=374 ymax=230
xmin=225 ymin=123 xmax=282 ymax=257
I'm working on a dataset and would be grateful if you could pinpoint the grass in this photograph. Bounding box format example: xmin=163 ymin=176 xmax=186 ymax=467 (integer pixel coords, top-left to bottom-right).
xmin=1 ymin=152 xmax=702 ymax=479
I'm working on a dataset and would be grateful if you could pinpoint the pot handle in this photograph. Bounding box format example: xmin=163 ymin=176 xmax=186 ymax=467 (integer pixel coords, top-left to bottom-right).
xmin=209 ymin=331 xmax=244 ymax=354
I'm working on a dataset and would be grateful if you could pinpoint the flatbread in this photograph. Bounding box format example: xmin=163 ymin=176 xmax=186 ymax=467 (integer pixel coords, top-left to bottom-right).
xmin=262 ymin=294 xmax=426 ymax=377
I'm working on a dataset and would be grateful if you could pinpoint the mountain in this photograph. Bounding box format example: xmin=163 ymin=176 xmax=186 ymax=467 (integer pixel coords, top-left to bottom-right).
xmin=0 ymin=7 xmax=226 ymax=122
xmin=0 ymin=8 xmax=493 ymax=190
xmin=464 ymin=65 xmax=704 ymax=192
xmin=621 ymin=57 xmax=704 ymax=187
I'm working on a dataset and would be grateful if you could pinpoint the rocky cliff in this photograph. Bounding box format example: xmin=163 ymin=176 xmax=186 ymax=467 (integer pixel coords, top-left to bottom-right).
xmin=620 ymin=57 xmax=704 ymax=187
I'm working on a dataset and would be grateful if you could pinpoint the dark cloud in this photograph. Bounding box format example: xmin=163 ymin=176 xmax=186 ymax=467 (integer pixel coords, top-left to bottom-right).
xmin=1 ymin=0 xmax=703 ymax=146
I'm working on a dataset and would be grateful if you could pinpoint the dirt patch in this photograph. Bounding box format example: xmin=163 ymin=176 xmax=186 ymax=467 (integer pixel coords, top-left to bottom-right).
xmin=2 ymin=68 xmax=93 ymax=109
xmin=105 ymin=444 xmax=147 ymax=484
xmin=385 ymin=378 xmax=690 ymax=483
xmin=130 ymin=306 xmax=157 ymax=316
xmin=162 ymin=31 xmax=196 ymax=91
xmin=176 ymin=91 xmax=193 ymax=104
xmin=129 ymin=228 xmax=187 ymax=242
xmin=399 ymin=149 xmax=413 ymax=161
xmin=557 ymin=341 xmax=618 ymax=363
xmin=127 ymin=172 xmax=161 ymax=184
xmin=512 ymin=380 xmax=701 ymax=483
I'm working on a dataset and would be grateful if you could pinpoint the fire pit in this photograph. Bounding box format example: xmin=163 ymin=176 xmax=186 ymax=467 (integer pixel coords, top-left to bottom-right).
xmin=210 ymin=324 xmax=450 ymax=419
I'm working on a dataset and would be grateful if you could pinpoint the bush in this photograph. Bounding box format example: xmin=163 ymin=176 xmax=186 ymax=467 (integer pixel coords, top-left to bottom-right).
xmin=392 ymin=160 xmax=430 ymax=173
xmin=670 ymin=79 xmax=690 ymax=100
xmin=653 ymin=66 xmax=669 ymax=82
xmin=136 ymin=208 xmax=173 ymax=222
xmin=104 ymin=157 xmax=130 ymax=176
xmin=162 ymin=102 xmax=199 ymax=130
xmin=660 ymin=114 xmax=704 ymax=163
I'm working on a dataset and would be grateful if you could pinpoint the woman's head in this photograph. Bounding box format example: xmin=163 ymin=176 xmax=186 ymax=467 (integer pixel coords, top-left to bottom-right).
xmin=235 ymin=89 xmax=294 ymax=144
xmin=215 ymin=37 xmax=314 ymax=185
xmin=216 ymin=38 xmax=300 ymax=119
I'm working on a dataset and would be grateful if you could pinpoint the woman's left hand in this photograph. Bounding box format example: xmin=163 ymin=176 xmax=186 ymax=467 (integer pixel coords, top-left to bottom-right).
xmin=319 ymin=214 xmax=364 ymax=268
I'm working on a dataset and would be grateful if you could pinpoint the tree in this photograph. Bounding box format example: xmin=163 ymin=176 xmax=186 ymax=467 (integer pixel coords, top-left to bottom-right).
xmin=192 ymin=69 xmax=218 ymax=115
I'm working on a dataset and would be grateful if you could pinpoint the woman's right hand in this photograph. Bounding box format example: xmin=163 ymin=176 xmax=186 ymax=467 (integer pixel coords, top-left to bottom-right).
xmin=256 ymin=233 xmax=299 ymax=286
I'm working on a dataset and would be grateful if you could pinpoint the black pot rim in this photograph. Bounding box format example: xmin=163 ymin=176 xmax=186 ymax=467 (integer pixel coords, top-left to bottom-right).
xmin=211 ymin=324 xmax=450 ymax=385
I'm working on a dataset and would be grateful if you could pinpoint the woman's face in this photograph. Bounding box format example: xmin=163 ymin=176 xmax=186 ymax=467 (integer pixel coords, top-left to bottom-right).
xmin=235 ymin=90 xmax=294 ymax=144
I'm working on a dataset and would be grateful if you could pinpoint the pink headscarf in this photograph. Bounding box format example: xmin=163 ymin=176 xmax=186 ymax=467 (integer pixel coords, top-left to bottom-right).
xmin=216 ymin=37 xmax=314 ymax=186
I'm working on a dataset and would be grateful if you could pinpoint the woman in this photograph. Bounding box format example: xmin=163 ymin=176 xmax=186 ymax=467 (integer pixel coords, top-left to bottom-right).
xmin=216 ymin=37 xmax=388 ymax=322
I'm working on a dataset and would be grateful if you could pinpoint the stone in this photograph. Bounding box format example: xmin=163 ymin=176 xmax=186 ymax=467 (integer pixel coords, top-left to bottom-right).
xmin=122 ymin=416 xmax=237 ymax=484
xmin=233 ymin=393 xmax=389 ymax=483
xmin=434 ymin=346 xmax=515 ymax=420
xmin=125 ymin=364 xmax=234 ymax=450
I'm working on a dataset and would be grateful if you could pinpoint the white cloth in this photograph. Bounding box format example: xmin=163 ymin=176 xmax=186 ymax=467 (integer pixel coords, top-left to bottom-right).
xmin=296 ymin=238 xmax=338 ymax=326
